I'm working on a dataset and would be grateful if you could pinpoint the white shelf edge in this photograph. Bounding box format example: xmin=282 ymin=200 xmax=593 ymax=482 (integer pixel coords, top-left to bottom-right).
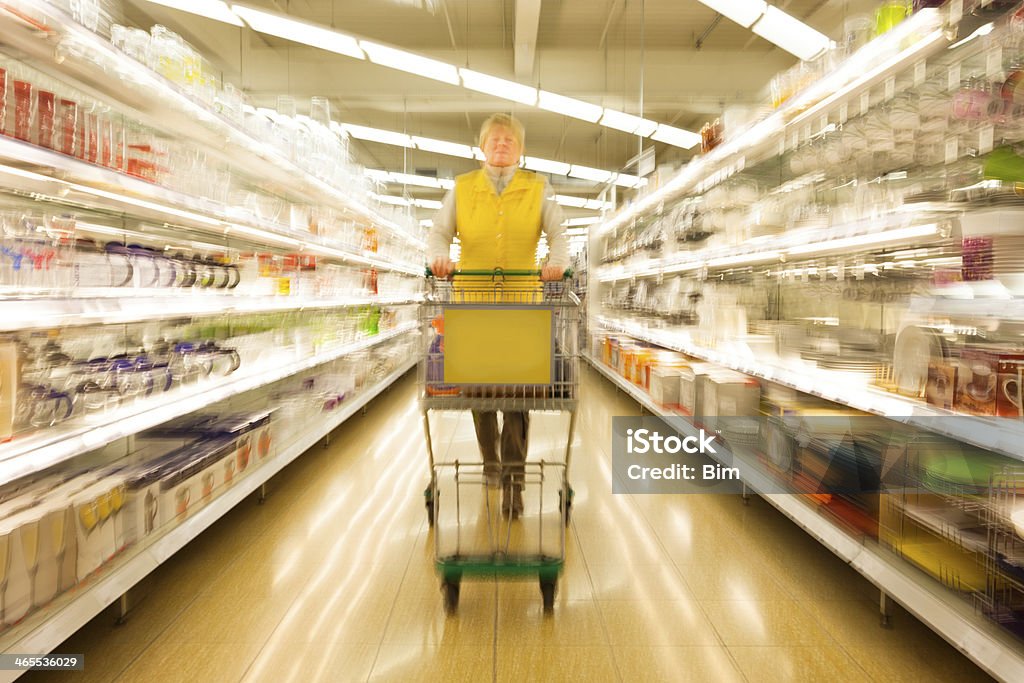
xmin=0 ymin=356 xmax=417 ymax=677
xmin=0 ymin=323 xmax=419 ymax=486
xmin=596 ymin=318 xmax=1024 ymax=463
xmin=0 ymin=137 xmax=422 ymax=276
xmin=0 ymin=2 xmax=424 ymax=252
xmin=0 ymin=294 xmax=423 ymax=333
xmin=583 ymin=352 xmax=1024 ymax=683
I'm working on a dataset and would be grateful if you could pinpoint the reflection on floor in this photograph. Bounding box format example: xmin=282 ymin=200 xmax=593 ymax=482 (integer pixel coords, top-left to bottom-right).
xmin=29 ymin=367 xmax=994 ymax=682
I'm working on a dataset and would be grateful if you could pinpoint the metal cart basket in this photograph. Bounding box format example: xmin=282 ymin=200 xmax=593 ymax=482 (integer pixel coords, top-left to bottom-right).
xmin=420 ymin=269 xmax=580 ymax=612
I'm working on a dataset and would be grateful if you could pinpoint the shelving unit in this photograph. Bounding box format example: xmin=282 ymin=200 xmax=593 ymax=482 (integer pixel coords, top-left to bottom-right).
xmin=586 ymin=3 xmax=1024 ymax=680
xmin=0 ymin=2 xmax=428 ymax=666
xmin=0 ymin=1 xmax=424 ymax=252
xmin=585 ymin=353 xmax=1024 ymax=683
xmin=0 ymin=322 xmax=417 ymax=487
xmin=0 ymin=355 xmax=417 ymax=682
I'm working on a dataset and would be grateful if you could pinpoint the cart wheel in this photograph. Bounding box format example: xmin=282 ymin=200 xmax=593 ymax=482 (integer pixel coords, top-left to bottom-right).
xmin=424 ymin=486 xmax=435 ymax=527
xmin=443 ymin=580 xmax=460 ymax=614
xmin=559 ymin=487 xmax=574 ymax=527
xmin=540 ymin=579 xmax=556 ymax=613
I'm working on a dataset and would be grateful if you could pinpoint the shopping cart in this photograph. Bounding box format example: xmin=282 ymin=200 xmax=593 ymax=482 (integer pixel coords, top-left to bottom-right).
xmin=420 ymin=269 xmax=580 ymax=612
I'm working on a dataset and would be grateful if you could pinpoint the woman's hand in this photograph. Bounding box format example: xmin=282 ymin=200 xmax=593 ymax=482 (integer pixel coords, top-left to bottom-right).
xmin=540 ymin=265 xmax=565 ymax=281
xmin=431 ymin=257 xmax=455 ymax=279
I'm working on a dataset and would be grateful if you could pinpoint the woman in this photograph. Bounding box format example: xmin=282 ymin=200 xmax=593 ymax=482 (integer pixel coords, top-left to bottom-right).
xmin=428 ymin=113 xmax=569 ymax=518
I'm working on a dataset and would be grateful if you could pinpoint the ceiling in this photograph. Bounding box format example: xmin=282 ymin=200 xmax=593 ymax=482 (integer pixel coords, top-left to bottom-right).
xmin=121 ymin=0 xmax=879 ymax=215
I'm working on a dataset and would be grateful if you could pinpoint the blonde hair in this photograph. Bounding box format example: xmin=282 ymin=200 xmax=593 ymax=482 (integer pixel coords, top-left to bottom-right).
xmin=478 ymin=113 xmax=525 ymax=149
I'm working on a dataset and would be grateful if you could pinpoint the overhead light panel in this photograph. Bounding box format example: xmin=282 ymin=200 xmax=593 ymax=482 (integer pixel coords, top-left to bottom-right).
xmin=599 ymin=110 xmax=658 ymax=137
xmin=413 ymin=198 xmax=443 ymax=209
xmin=343 ymin=123 xmax=413 ymax=147
xmin=752 ymin=7 xmax=832 ymax=61
xmin=359 ymin=41 xmax=460 ymax=84
xmin=142 ymin=0 xmax=243 ymax=25
xmin=231 ymin=6 xmax=365 ymax=59
xmin=651 ymin=124 xmax=702 ymax=150
xmin=569 ymin=165 xmax=614 ymax=184
xmin=420 ymin=219 xmax=434 ymax=227
xmin=537 ymin=91 xmax=603 ymax=123
xmin=459 ymin=69 xmax=537 ymax=105
xmin=373 ymin=193 xmax=411 ymax=206
xmin=524 ymin=157 xmax=571 ymax=176
xmin=554 ymin=195 xmax=589 ymax=208
xmin=584 ymin=199 xmax=613 ymax=211
xmin=412 ymin=136 xmax=475 ymax=159
xmin=472 ymin=147 xmax=486 ymax=161
xmin=614 ymin=173 xmax=645 ymax=189
xmin=697 ymin=0 xmax=767 ymax=28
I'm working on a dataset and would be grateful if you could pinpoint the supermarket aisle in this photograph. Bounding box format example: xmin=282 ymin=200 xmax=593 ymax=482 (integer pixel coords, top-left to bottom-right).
xmin=32 ymin=366 xmax=992 ymax=683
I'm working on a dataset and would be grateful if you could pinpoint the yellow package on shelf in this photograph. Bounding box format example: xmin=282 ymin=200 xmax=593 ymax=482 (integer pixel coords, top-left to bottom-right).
xmin=443 ymin=307 xmax=554 ymax=385
xmin=899 ymin=538 xmax=988 ymax=595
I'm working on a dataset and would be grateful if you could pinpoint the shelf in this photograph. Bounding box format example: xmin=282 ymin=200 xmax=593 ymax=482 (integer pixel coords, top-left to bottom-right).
xmin=596 ymin=214 xmax=953 ymax=282
xmin=0 ymin=355 xmax=416 ymax=680
xmin=0 ymin=136 xmax=422 ymax=276
xmin=0 ymin=1 xmax=424 ymax=252
xmin=584 ymin=352 xmax=1024 ymax=683
xmin=0 ymin=292 xmax=422 ymax=332
xmin=900 ymin=500 xmax=990 ymax=555
xmin=596 ymin=316 xmax=1024 ymax=464
xmin=596 ymin=7 xmax=950 ymax=238
xmin=0 ymin=322 xmax=418 ymax=488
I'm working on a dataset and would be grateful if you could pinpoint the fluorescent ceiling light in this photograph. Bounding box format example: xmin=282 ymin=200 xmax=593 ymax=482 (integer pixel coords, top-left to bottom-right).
xmin=569 ymin=165 xmax=614 ymax=183
xmin=523 ymin=156 xmax=571 ymax=176
xmin=343 ymin=123 xmax=413 ymax=147
xmin=420 ymin=219 xmax=434 ymax=227
xmin=565 ymin=216 xmax=600 ymax=227
xmin=373 ymin=193 xmax=411 ymax=206
xmin=367 ymin=170 xmax=452 ymax=189
xmin=459 ymin=68 xmax=537 ymax=105
xmin=584 ymin=199 xmax=613 ymax=211
xmin=697 ymin=0 xmax=766 ymax=28
xmin=752 ymin=7 xmax=832 ymax=61
xmin=537 ymin=91 xmax=603 ymax=123
xmin=232 ymin=6 xmax=365 ymax=59
xmin=614 ymin=173 xmax=645 ymax=189
xmin=787 ymin=224 xmax=939 ymax=256
xmin=359 ymin=41 xmax=459 ymax=84
xmin=555 ymin=195 xmax=588 ymax=208
xmin=413 ymin=198 xmax=443 ymax=209
xmin=652 ymin=124 xmax=701 ymax=150
xmin=412 ymin=136 xmax=474 ymax=159
xmin=599 ymin=110 xmax=658 ymax=136
xmin=142 ymin=0 xmax=243 ymax=25
xmin=472 ymin=147 xmax=486 ymax=161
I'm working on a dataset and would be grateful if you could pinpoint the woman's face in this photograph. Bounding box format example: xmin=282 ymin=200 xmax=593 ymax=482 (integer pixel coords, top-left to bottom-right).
xmin=482 ymin=125 xmax=522 ymax=167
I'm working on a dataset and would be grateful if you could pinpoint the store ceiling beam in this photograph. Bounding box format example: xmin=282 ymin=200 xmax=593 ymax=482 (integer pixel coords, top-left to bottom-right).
xmin=514 ymin=0 xmax=542 ymax=78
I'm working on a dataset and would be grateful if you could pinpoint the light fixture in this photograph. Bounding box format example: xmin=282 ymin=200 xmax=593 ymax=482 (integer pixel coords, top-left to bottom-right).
xmin=787 ymin=224 xmax=940 ymax=256
xmin=697 ymin=0 xmax=767 ymax=29
xmin=569 ymin=165 xmax=614 ymax=184
xmin=343 ymin=123 xmax=413 ymax=147
xmin=419 ymin=219 xmax=434 ymax=227
xmin=565 ymin=217 xmax=600 ymax=227
xmin=599 ymin=110 xmax=658 ymax=136
xmin=651 ymin=124 xmax=702 ymax=150
xmin=584 ymin=198 xmax=613 ymax=211
xmin=459 ymin=69 xmax=537 ymax=105
xmin=614 ymin=173 xmax=646 ymax=189
xmin=413 ymin=198 xmax=443 ymax=209
xmin=472 ymin=147 xmax=486 ymax=161
xmin=373 ymin=193 xmax=411 ymax=206
xmin=537 ymin=91 xmax=603 ymax=123
xmin=523 ymin=157 xmax=571 ymax=176
xmin=359 ymin=41 xmax=459 ymax=84
xmin=751 ymin=6 xmax=832 ymax=61
xmin=141 ymin=0 xmax=243 ymax=25
xmin=231 ymin=6 xmax=365 ymax=59
xmin=554 ymin=195 xmax=588 ymax=208
xmin=412 ymin=136 xmax=475 ymax=159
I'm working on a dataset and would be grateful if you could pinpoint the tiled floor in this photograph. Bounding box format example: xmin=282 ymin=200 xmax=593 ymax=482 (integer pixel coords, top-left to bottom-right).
xmin=30 ymin=367 xmax=995 ymax=682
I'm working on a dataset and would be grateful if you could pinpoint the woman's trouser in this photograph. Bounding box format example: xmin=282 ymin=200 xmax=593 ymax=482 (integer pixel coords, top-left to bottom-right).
xmin=472 ymin=410 xmax=529 ymax=480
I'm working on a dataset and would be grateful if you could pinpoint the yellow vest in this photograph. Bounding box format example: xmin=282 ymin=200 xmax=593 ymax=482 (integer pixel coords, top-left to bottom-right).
xmin=454 ymin=168 xmax=545 ymax=300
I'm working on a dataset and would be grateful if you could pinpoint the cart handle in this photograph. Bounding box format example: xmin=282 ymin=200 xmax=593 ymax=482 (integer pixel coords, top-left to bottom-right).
xmin=425 ymin=267 xmax=573 ymax=279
